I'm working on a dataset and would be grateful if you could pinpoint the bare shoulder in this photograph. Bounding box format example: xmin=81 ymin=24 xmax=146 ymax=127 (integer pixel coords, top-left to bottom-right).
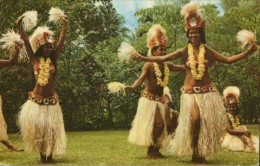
xmin=143 ymin=62 xmax=153 ymax=69
xmin=204 ymin=45 xmax=214 ymax=52
xmin=179 ymin=47 xmax=187 ymax=52
xmin=176 ymin=47 xmax=187 ymax=56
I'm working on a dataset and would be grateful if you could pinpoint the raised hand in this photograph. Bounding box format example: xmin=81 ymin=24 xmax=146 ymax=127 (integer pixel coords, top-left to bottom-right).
xmin=15 ymin=40 xmax=24 ymax=49
xmin=16 ymin=16 xmax=24 ymax=29
xmin=62 ymin=15 xmax=69 ymax=26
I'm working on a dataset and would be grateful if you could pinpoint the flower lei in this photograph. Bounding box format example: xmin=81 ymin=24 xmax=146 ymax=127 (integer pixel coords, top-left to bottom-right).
xmin=153 ymin=62 xmax=169 ymax=87
xmin=227 ymin=112 xmax=240 ymax=129
xmin=188 ymin=43 xmax=206 ymax=80
xmin=37 ymin=57 xmax=51 ymax=86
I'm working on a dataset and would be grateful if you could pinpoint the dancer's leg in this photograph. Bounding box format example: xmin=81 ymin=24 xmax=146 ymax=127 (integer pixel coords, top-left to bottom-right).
xmin=147 ymin=107 xmax=165 ymax=159
xmin=1 ymin=140 xmax=23 ymax=152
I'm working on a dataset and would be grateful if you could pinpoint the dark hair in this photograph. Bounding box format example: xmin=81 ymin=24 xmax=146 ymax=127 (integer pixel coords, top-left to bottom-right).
xmin=186 ymin=27 xmax=206 ymax=44
xmin=33 ymin=44 xmax=57 ymax=76
xmin=151 ymin=45 xmax=159 ymax=55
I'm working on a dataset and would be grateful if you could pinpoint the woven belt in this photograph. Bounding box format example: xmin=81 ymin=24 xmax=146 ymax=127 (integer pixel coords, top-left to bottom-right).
xmin=180 ymin=84 xmax=216 ymax=94
xmin=141 ymin=91 xmax=164 ymax=103
xmin=29 ymin=92 xmax=59 ymax=105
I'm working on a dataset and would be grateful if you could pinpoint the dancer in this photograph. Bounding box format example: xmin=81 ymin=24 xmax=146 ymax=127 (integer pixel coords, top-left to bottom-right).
xmin=16 ymin=9 xmax=68 ymax=163
xmin=126 ymin=24 xmax=184 ymax=159
xmin=221 ymin=86 xmax=259 ymax=153
xmin=131 ymin=2 xmax=258 ymax=163
xmin=0 ymin=36 xmax=23 ymax=152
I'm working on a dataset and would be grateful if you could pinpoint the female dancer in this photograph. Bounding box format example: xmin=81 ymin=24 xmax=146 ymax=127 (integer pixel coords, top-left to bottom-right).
xmin=16 ymin=12 xmax=68 ymax=163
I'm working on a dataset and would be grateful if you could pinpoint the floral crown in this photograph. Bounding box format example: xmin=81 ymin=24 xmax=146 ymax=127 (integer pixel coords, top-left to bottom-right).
xmin=29 ymin=26 xmax=55 ymax=53
xmin=181 ymin=2 xmax=206 ymax=31
xmin=223 ymin=86 xmax=240 ymax=105
xmin=147 ymin=24 xmax=168 ymax=56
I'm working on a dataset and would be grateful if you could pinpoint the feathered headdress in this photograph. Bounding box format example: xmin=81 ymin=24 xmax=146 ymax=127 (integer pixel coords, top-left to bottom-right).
xmin=29 ymin=26 xmax=55 ymax=53
xmin=0 ymin=29 xmax=28 ymax=62
xmin=181 ymin=2 xmax=206 ymax=31
xmin=18 ymin=11 xmax=38 ymax=32
xmin=49 ymin=7 xmax=66 ymax=23
xmin=223 ymin=86 xmax=240 ymax=105
xmin=117 ymin=42 xmax=137 ymax=63
xmin=147 ymin=24 xmax=168 ymax=56
xmin=237 ymin=30 xmax=255 ymax=48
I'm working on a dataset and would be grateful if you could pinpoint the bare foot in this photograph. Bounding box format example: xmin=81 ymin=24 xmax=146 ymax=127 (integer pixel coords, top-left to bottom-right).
xmin=192 ymin=154 xmax=208 ymax=164
xmin=8 ymin=147 xmax=24 ymax=152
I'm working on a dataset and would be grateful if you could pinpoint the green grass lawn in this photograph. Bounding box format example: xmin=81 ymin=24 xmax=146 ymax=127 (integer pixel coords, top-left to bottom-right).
xmin=0 ymin=125 xmax=259 ymax=165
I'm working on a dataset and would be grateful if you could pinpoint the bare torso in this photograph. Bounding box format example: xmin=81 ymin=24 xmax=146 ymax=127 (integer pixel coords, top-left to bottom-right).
xmin=182 ymin=47 xmax=212 ymax=86
xmin=32 ymin=59 xmax=56 ymax=97
xmin=143 ymin=62 xmax=166 ymax=96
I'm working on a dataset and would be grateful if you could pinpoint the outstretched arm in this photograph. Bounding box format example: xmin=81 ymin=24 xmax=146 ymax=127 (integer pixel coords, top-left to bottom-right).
xmin=133 ymin=48 xmax=185 ymax=62
xmin=207 ymin=44 xmax=258 ymax=64
xmin=125 ymin=63 xmax=149 ymax=94
xmin=167 ymin=62 xmax=185 ymax=72
xmin=55 ymin=16 xmax=69 ymax=59
xmin=16 ymin=17 xmax=35 ymax=62
xmin=0 ymin=44 xmax=20 ymax=68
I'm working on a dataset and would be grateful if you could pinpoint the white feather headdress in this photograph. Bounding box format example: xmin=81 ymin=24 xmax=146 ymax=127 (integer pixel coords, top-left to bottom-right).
xmin=180 ymin=2 xmax=205 ymax=30
xmin=0 ymin=30 xmax=28 ymax=62
xmin=180 ymin=2 xmax=200 ymax=18
xmin=147 ymin=24 xmax=168 ymax=56
xmin=19 ymin=11 xmax=38 ymax=31
xmin=107 ymin=82 xmax=126 ymax=95
xmin=29 ymin=26 xmax=55 ymax=53
xmin=49 ymin=7 xmax=66 ymax=23
xmin=117 ymin=42 xmax=137 ymax=63
xmin=237 ymin=30 xmax=255 ymax=48
xmin=223 ymin=86 xmax=240 ymax=99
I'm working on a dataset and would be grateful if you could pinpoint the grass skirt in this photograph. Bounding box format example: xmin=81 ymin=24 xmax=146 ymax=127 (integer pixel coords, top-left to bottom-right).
xmin=168 ymin=92 xmax=227 ymax=156
xmin=0 ymin=96 xmax=8 ymax=141
xmin=128 ymin=97 xmax=169 ymax=147
xmin=18 ymin=100 xmax=67 ymax=155
xmin=221 ymin=126 xmax=259 ymax=153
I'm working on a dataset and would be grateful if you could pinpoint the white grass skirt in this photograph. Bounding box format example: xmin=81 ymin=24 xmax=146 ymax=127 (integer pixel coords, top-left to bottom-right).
xmin=222 ymin=129 xmax=259 ymax=153
xmin=128 ymin=97 xmax=170 ymax=147
xmin=18 ymin=100 xmax=67 ymax=155
xmin=168 ymin=92 xmax=227 ymax=156
xmin=0 ymin=96 xmax=8 ymax=141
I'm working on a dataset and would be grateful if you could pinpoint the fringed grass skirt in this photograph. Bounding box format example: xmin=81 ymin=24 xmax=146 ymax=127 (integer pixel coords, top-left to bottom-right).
xmin=128 ymin=97 xmax=169 ymax=147
xmin=0 ymin=96 xmax=8 ymax=141
xmin=221 ymin=126 xmax=259 ymax=153
xmin=18 ymin=100 xmax=67 ymax=156
xmin=168 ymin=92 xmax=227 ymax=156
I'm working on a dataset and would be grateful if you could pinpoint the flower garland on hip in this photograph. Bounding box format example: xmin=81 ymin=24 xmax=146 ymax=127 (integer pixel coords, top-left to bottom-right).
xmin=188 ymin=43 xmax=206 ymax=80
xmin=153 ymin=62 xmax=169 ymax=87
xmin=227 ymin=112 xmax=240 ymax=129
xmin=37 ymin=57 xmax=51 ymax=86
